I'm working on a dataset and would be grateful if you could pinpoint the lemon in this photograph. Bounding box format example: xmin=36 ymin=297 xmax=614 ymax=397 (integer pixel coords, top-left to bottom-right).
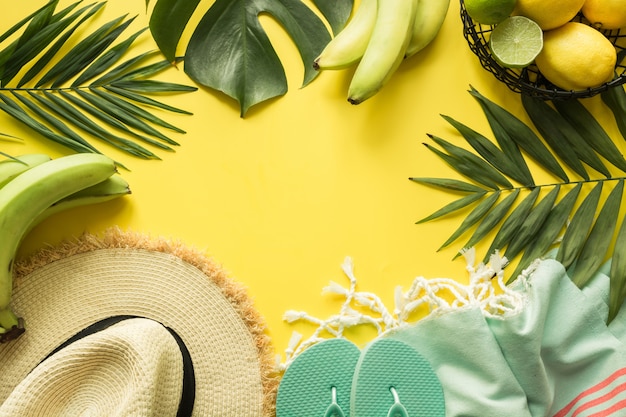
xmin=464 ymin=0 xmax=516 ymax=25
xmin=582 ymin=0 xmax=626 ymax=30
xmin=513 ymin=0 xmax=585 ymax=30
xmin=534 ymin=22 xmax=617 ymax=91
xmin=489 ymin=16 xmax=543 ymax=68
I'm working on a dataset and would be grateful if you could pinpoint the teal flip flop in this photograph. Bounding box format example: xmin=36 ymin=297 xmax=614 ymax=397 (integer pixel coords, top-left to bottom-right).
xmin=276 ymin=338 xmax=361 ymax=417
xmin=350 ymin=337 xmax=446 ymax=417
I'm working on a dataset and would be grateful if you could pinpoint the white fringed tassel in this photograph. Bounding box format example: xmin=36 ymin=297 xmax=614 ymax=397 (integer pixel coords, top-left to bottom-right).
xmin=278 ymin=250 xmax=529 ymax=370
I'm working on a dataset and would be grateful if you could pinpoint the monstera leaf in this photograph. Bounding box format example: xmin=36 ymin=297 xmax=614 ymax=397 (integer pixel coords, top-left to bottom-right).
xmin=0 ymin=0 xmax=197 ymax=166
xmin=147 ymin=0 xmax=353 ymax=116
xmin=412 ymin=86 xmax=626 ymax=323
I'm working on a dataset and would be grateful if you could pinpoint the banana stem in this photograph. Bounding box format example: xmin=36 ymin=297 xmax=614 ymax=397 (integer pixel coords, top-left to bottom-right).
xmin=0 ymin=307 xmax=24 ymax=343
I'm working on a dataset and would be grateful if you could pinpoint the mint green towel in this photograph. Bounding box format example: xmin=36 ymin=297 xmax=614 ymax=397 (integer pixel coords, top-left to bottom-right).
xmin=386 ymin=258 xmax=626 ymax=416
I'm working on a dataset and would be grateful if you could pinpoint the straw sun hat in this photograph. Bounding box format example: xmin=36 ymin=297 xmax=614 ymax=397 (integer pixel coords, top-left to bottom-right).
xmin=0 ymin=227 xmax=278 ymax=416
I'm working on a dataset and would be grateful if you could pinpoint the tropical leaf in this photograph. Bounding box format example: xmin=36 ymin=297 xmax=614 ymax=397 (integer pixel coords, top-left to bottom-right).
xmin=0 ymin=1 xmax=197 ymax=164
xmin=146 ymin=0 xmax=353 ymax=116
xmin=413 ymin=86 xmax=626 ymax=321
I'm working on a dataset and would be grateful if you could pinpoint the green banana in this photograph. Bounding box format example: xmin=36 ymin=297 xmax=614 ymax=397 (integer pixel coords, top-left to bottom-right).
xmin=0 ymin=154 xmax=52 ymax=188
xmin=28 ymin=173 xmax=131 ymax=233
xmin=313 ymin=0 xmax=378 ymax=70
xmin=405 ymin=0 xmax=450 ymax=58
xmin=347 ymin=0 xmax=419 ymax=104
xmin=0 ymin=153 xmax=118 ymax=341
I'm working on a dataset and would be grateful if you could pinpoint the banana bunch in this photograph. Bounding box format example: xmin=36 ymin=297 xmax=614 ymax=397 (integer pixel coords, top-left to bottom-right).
xmin=0 ymin=153 xmax=130 ymax=342
xmin=314 ymin=0 xmax=451 ymax=104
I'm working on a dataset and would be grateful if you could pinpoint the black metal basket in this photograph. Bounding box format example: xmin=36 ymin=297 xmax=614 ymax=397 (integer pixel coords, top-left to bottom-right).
xmin=460 ymin=0 xmax=626 ymax=100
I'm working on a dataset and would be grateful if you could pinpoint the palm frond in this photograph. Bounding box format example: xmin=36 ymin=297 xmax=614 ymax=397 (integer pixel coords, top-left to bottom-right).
xmin=0 ymin=1 xmax=197 ymax=164
xmin=412 ymin=86 xmax=626 ymax=322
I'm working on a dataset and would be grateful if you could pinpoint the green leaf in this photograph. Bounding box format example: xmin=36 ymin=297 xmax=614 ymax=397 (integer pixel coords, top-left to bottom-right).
xmin=510 ymin=183 xmax=581 ymax=279
xmin=556 ymin=182 xmax=604 ymax=269
xmin=11 ymin=92 xmax=97 ymax=152
xmin=104 ymin=85 xmax=192 ymax=114
xmin=553 ymin=99 xmax=626 ymax=173
xmin=423 ymin=142 xmax=500 ymax=190
xmin=484 ymin=187 xmax=541 ymax=263
xmin=467 ymin=90 xmax=532 ymax=185
xmin=89 ymin=88 xmax=185 ymax=133
xmin=17 ymin=3 xmax=106 ymax=88
xmin=72 ymin=28 xmax=148 ymax=87
xmin=409 ymin=177 xmax=486 ymax=193
xmin=571 ymin=180 xmax=623 ymax=287
xmin=438 ymin=191 xmax=501 ymax=251
xmin=311 ymin=0 xmax=353 ymax=35
xmin=34 ymin=91 xmax=159 ymax=159
xmin=602 ymin=85 xmax=626 ymax=145
xmin=110 ymin=79 xmax=197 ymax=93
xmin=609 ymin=213 xmax=626 ymax=323
xmin=58 ymin=90 xmax=174 ymax=151
xmin=75 ymin=88 xmax=178 ymax=145
xmin=522 ymin=95 xmax=611 ymax=179
xmin=149 ymin=0 xmax=201 ymax=62
xmin=93 ymin=50 xmax=160 ymax=85
xmin=0 ymin=94 xmax=95 ymax=154
xmin=0 ymin=1 xmax=196 ymax=161
xmin=0 ymin=1 xmax=57 ymax=45
xmin=416 ymin=191 xmax=487 ymax=223
xmin=469 ymin=86 xmax=568 ymax=182
xmin=441 ymin=114 xmax=533 ymax=186
xmin=504 ymin=185 xmax=561 ymax=261
xmin=427 ymin=134 xmax=513 ymax=188
xmin=461 ymin=189 xmax=520 ymax=253
xmin=46 ymin=16 xmax=135 ymax=88
xmin=147 ymin=0 xmax=351 ymax=115
xmin=1 ymin=2 xmax=100 ymax=87
xmin=116 ymin=58 xmax=178 ymax=81
xmin=183 ymin=0 xmax=334 ymax=116
xmin=415 ymin=87 xmax=626 ymax=318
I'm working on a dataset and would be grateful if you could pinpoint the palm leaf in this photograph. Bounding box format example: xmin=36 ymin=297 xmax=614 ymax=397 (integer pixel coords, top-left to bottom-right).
xmin=0 ymin=1 xmax=197 ymax=164
xmin=414 ymin=87 xmax=626 ymax=321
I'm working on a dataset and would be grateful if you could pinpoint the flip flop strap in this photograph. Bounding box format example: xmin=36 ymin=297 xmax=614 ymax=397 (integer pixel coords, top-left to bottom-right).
xmin=387 ymin=387 xmax=409 ymax=417
xmin=324 ymin=386 xmax=346 ymax=417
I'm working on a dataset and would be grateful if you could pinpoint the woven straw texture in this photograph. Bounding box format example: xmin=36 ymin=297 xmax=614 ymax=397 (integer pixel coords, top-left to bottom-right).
xmin=0 ymin=227 xmax=278 ymax=416
xmin=0 ymin=318 xmax=184 ymax=416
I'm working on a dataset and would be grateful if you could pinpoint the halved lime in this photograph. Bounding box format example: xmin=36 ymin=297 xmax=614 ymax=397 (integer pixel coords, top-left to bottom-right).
xmin=489 ymin=16 xmax=543 ymax=68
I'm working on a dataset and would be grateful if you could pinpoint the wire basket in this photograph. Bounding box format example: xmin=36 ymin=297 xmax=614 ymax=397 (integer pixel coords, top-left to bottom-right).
xmin=460 ymin=0 xmax=626 ymax=100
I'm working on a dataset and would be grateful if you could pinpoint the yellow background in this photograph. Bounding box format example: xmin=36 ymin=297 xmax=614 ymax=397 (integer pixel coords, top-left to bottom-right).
xmin=4 ymin=0 xmax=622 ymax=358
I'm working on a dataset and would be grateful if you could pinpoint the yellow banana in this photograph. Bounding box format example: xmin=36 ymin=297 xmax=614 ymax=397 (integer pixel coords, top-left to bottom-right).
xmin=405 ymin=0 xmax=450 ymax=58
xmin=0 ymin=154 xmax=52 ymax=188
xmin=0 ymin=153 xmax=117 ymax=341
xmin=347 ymin=0 xmax=419 ymax=104
xmin=313 ymin=0 xmax=378 ymax=70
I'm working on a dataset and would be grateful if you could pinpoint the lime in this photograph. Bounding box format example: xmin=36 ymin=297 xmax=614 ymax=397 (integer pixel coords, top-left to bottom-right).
xmin=489 ymin=16 xmax=543 ymax=68
xmin=464 ymin=0 xmax=516 ymax=25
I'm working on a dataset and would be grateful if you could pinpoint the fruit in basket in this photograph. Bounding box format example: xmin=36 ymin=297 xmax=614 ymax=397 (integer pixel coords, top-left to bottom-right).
xmin=582 ymin=0 xmax=626 ymax=30
xmin=513 ymin=0 xmax=585 ymax=30
xmin=464 ymin=0 xmax=516 ymax=25
xmin=489 ymin=16 xmax=543 ymax=68
xmin=534 ymin=22 xmax=617 ymax=91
